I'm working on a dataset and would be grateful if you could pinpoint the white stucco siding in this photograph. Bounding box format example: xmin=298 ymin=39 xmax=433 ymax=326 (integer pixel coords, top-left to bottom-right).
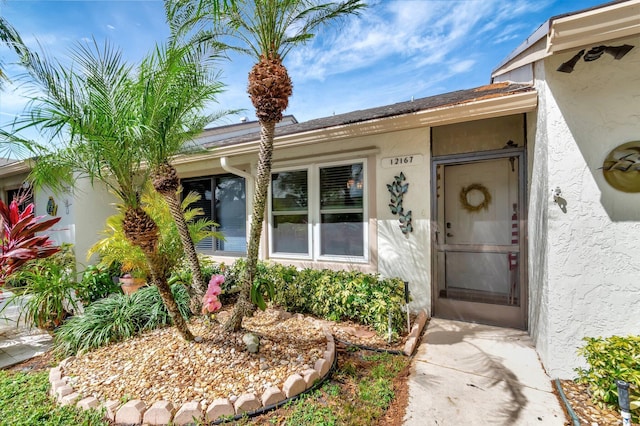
xmin=374 ymin=128 xmax=431 ymax=313
xmin=34 ymin=186 xmax=75 ymax=249
xmin=527 ymin=60 xmax=550 ymax=366
xmin=71 ymin=177 xmax=118 ymax=271
xmin=537 ymin=37 xmax=640 ymax=378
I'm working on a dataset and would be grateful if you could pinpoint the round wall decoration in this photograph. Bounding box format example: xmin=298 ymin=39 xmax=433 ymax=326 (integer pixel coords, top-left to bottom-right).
xmin=602 ymin=141 xmax=640 ymax=193
xmin=460 ymin=183 xmax=492 ymax=212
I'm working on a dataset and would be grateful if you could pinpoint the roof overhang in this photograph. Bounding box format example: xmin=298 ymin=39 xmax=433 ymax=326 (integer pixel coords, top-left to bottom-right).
xmin=548 ymin=0 xmax=640 ymax=54
xmin=197 ymin=89 xmax=538 ymax=159
xmin=0 ymin=160 xmax=31 ymax=178
xmin=492 ymin=0 xmax=640 ymax=79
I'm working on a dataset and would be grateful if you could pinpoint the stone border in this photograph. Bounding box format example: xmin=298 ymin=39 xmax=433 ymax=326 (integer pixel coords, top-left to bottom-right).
xmin=402 ymin=309 xmax=429 ymax=356
xmin=50 ymin=325 xmax=336 ymax=425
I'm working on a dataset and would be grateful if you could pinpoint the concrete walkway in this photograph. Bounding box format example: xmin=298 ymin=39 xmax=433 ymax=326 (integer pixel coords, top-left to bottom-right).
xmin=0 ymin=292 xmax=53 ymax=369
xmin=404 ymin=318 xmax=566 ymax=426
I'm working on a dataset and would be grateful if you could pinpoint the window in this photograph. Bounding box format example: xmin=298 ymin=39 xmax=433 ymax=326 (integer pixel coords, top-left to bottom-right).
xmin=6 ymin=186 xmax=33 ymax=212
xmin=182 ymin=175 xmax=246 ymax=254
xmin=270 ymin=160 xmax=367 ymax=261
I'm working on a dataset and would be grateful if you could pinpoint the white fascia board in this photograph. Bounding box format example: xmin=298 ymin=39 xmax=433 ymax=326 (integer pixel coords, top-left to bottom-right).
xmin=0 ymin=160 xmax=32 ymax=178
xmin=204 ymin=90 xmax=538 ymax=158
xmin=548 ymin=0 xmax=640 ymax=53
xmin=492 ymin=38 xmax=547 ymax=79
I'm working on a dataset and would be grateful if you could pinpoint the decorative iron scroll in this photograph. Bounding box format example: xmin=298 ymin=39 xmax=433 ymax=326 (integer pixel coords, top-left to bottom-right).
xmin=387 ymin=172 xmax=413 ymax=234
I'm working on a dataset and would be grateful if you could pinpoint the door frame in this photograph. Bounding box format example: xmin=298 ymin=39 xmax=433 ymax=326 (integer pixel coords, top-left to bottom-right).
xmin=430 ymin=147 xmax=528 ymax=329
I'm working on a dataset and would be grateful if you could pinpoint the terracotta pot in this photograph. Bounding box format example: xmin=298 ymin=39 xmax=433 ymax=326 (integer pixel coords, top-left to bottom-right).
xmin=119 ymin=277 xmax=146 ymax=295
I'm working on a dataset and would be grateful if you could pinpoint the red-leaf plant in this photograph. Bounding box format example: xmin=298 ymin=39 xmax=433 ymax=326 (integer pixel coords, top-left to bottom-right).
xmin=0 ymin=200 xmax=61 ymax=286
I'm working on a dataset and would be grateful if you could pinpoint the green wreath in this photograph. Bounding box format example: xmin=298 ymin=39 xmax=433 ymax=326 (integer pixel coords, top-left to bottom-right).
xmin=459 ymin=183 xmax=491 ymax=212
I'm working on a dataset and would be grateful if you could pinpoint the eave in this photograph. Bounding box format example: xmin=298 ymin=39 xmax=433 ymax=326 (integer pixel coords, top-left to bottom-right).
xmin=200 ymin=89 xmax=538 ymax=159
xmin=548 ymin=0 xmax=640 ymax=53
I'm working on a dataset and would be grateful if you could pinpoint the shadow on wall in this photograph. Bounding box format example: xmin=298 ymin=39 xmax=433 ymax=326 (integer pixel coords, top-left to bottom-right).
xmin=377 ymin=219 xmax=431 ymax=314
xmin=546 ymin=42 xmax=640 ymax=221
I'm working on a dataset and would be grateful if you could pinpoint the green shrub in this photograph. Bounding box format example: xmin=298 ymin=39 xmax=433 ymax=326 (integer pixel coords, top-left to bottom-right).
xmin=6 ymin=245 xmax=81 ymax=329
xmin=76 ymin=264 xmax=122 ymax=306
xmin=169 ymin=257 xmax=238 ymax=295
xmin=54 ymin=284 xmax=191 ymax=356
xmin=230 ymin=259 xmax=406 ymax=338
xmin=575 ymin=335 xmax=640 ymax=421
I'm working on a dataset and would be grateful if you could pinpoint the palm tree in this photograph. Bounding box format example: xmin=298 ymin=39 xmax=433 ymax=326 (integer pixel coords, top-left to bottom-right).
xmin=13 ymin=40 xmax=196 ymax=341
xmin=171 ymin=0 xmax=366 ymax=331
xmin=0 ymin=12 xmax=39 ymax=159
xmin=0 ymin=13 xmax=27 ymax=90
xmin=137 ymin=41 xmax=228 ymax=314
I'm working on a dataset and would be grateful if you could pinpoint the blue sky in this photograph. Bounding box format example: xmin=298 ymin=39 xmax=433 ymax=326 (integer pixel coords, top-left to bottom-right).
xmin=1 ymin=0 xmax=607 ymax=135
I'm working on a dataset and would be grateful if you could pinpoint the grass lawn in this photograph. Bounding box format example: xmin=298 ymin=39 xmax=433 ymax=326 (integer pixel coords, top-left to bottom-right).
xmin=0 ymin=369 xmax=108 ymax=426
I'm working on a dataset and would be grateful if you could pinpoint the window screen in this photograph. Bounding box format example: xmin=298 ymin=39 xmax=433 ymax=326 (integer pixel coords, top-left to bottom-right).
xmin=271 ymin=170 xmax=308 ymax=254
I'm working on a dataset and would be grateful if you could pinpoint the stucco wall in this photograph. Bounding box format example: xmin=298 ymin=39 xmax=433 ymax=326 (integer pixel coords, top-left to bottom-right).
xmin=527 ymin=60 xmax=550 ymax=369
xmin=30 ymin=176 xmax=115 ymax=274
xmin=34 ymin=185 xmax=75 ymax=249
xmin=374 ymin=128 xmax=431 ymax=313
xmin=69 ymin=177 xmax=118 ymax=271
xmin=538 ymin=36 xmax=640 ymax=378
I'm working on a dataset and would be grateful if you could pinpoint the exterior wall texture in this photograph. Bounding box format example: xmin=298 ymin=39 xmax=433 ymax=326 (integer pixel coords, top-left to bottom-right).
xmin=374 ymin=128 xmax=431 ymax=313
xmin=537 ymin=35 xmax=640 ymax=378
xmin=527 ymin=60 xmax=550 ymax=370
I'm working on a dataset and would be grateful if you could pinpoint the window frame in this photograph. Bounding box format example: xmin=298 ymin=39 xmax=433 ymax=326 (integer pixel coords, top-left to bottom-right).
xmin=268 ymin=158 xmax=368 ymax=263
xmin=268 ymin=166 xmax=313 ymax=260
xmin=181 ymin=174 xmax=247 ymax=256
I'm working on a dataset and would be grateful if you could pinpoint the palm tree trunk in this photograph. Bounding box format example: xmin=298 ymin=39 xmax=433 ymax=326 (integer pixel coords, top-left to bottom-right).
xmin=143 ymin=250 xmax=194 ymax=341
xmin=123 ymin=206 xmax=194 ymax=341
xmin=163 ymin=191 xmax=207 ymax=315
xmin=224 ymin=120 xmax=276 ymax=332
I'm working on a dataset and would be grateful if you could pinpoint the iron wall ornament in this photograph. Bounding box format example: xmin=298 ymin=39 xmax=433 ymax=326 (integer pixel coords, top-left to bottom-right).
xmin=387 ymin=172 xmax=413 ymax=234
xmin=602 ymin=141 xmax=640 ymax=193
xmin=459 ymin=183 xmax=492 ymax=212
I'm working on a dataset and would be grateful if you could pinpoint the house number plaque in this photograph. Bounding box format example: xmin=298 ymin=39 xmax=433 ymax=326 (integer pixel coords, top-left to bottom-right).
xmin=381 ymin=154 xmax=423 ymax=168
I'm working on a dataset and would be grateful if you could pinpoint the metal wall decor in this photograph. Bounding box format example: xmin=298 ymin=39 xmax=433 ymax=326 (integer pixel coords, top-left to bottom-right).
xmin=387 ymin=172 xmax=413 ymax=234
xmin=459 ymin=183 xmax=492 ymax=212
xmin=602 ymin=141 xmax=640 ymax=193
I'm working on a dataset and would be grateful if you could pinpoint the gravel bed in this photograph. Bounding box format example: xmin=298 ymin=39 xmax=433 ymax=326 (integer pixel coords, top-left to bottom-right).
xmin=560 ymin=380 xmax=638 ymax=425
xmin=63 ymin=308 xmax=326 ymax=410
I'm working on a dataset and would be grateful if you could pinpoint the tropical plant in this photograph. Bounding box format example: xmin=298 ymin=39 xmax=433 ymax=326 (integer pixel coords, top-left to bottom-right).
xmin=88 ymin=187 xmax=219 ymax=286
xmin=7 ymin=244 xmax=79 ymax=329
xmin=0 ymin=12 xmax=41 ymax=158
xmin=11 ymin=38 xmax=221 ymax=340
xmin=576 ymin=335 xmax=640 ymax=421
xmin=169 ymin=0 xmax=366 ymax=331
xmin=0 ymin=200 xmax=60 ymax=286
xmin=0 ymin=12 xmax=28 ymax=90
xmin=76 ymin=264 xmax=122 ymax=306
xmin=54 ymin=283 xmax=191 ymax=357
xmin=136 ymin=36 xmax=229 ymax=311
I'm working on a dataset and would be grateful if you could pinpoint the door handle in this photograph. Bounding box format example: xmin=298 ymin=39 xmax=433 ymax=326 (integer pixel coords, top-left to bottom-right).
xmin=447 ymin=232 xmax=454 ymax=237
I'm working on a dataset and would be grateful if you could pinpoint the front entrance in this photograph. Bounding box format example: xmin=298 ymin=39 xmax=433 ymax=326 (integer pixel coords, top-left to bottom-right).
xmin=432 ymin=149 xmax=526 ymax=329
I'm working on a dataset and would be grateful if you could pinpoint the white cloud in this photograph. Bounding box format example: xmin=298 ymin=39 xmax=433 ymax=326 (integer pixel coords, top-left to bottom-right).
xmin=286 ymin=0 xmax=544 ymax=84
xmin=107 ymin=24 xmax=116 ymax=31
xmin=450 ymin=59 xmax=476 ymax=74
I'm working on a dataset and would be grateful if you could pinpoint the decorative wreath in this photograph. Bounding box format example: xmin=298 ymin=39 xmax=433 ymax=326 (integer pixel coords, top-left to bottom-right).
xmin=459 ymin=183 xmax=491 ymax=212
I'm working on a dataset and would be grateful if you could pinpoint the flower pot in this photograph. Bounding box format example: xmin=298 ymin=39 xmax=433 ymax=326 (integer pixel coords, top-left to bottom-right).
xmin=119 ymin=277 xmax=146 ymax=295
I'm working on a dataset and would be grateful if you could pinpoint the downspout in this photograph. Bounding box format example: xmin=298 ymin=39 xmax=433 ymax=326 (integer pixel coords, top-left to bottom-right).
xmin=220 ymin=157 xmax=255 ymax=252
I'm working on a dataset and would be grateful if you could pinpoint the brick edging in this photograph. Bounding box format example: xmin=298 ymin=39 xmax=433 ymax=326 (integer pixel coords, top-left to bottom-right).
xmin=50 ymin=320 xmax=336 ymax=425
